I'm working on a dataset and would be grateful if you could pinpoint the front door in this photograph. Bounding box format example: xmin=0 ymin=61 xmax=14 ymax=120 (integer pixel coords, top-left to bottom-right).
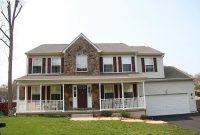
xmin=77 ymin=85 xmax=87 ymax=108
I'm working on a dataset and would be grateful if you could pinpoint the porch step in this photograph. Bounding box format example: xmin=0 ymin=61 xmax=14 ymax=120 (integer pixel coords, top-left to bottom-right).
xmin=71 ymin=113 xmax=93 ymax=118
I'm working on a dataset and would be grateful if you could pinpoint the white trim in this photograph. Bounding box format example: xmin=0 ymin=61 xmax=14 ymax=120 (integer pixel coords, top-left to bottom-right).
xmin=87 ymin=84 xmax=92 ymax=108
xmin=51 ymin=57 xmax=61 ymax=74
xmin=135 ymin=54 xmax=138 ymax=72
xmin=72 ymin=85 xmax=77 ymax=108
xmin=121 ymin=82 xmax=124 ymax=110
xmin=142 ymin=81 xmax=146 ymax=108
xmin=40 ymin=85 xmax=42 ymax=111
xmin=62 ymin=33 xmax=101 ymax=53
xmin=16 ymin=85 xmax=19 ymax=113
xmin=99 ymin=83 xmax=101 ymax=111
xmin=62 ymin=84 xmax=65 ymax=112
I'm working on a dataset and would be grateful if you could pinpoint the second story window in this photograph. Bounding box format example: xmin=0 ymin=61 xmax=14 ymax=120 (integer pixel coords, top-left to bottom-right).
xmin=52 ymin=58 xmax=61 ymax=73
xmin=103 ymin=57 xmax=113 ymax=72
xmin=76 ymin=55 xmax=87 ymax=72
xmin=32 ymin=58 xmax=42 ymax=74
xmin=122 ymin=57 xmax=131 ymax=72
xmin=145 ymin=58 xmax=154 ymax=72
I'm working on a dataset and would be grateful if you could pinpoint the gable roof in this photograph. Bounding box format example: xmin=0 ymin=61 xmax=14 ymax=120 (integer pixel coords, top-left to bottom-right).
xmin=164 ymin=66 xmax=193 ymax=79
xmin=131 ymin=46 xmax=164 ymax=55
xmin=95 ymin=43 xmax=136 ymax=54
xmin=62 ymin=33 xmax=101 ymax=53
xmin=26 ymin=44 xmax=68 ymax=55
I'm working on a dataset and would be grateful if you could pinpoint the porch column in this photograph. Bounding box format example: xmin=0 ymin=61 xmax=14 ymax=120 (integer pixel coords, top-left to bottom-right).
xmin=25 ymin=85 xmax=27 ymax=111
xmin=40 ymin=85 xmax=42 ymax=111
xmin=16 ymin=84 xmax=19 ymax=113
xmin=121 ymin=82 xmax=124 ymax=110
xmin=99 ymin=83 xmax=101 ymax=111
xmin=142 ymin=81 xmax=146 ymax=108
xmin=62 ymin=84 xmax=65 ymax=112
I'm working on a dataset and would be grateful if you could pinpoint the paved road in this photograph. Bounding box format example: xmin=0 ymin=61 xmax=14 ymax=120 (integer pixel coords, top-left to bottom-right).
xmin=153 ymin=113 xmax=200 ymax=132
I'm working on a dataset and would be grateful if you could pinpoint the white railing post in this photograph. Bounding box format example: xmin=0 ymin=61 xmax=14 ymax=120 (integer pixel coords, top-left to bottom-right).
xmin=40 ymin=85 xmax=42 ymax=111
xmin=16 ymin=84 xmax=19 ymax=113
xmin=142 ymin=81 xmax=146 ymax=108
xmin=99 ymin=83 xmax=101 ymax=111
xmin=62 ymin=84 xmax=65 ymax=112
xmin=121 ymin=82 xmax=124 ymax=110
xmin=25 ymin=85 xmax=27 ymax=112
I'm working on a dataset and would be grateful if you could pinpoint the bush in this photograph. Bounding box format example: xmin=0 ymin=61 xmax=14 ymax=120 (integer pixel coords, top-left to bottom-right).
xmin=140 ymin=115 xmax=149 ymax=120
xmin=100 ymin=111 xmax=112 ymax=117
xmin=120 ymin=111 xmax=131 ymax=118
xmin=195 ymin=91 xmax=200 ymax=97
xmin=0 ymin=109 xmax=5 ymax=116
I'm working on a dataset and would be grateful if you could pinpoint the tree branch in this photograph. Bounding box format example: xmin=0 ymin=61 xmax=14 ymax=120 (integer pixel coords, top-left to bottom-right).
xmin=14 ymin=3 xmax=22 ymax=19
xmin=0 ymin=38 xmax=9 ymax=47
xmin=0 ymin=26 xmax=10 ymax=40
xmin=1 ymin=11 xmax=9 ymax=22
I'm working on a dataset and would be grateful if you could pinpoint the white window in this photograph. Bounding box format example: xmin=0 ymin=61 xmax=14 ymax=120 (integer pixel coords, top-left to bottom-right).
xmin=32 ymin=58 xmax=42 ymax=74
xmin=145 ymin=58 xmax=154 ymax=72
xmin=103 ymin=57 xmax=113 ymax=72
xmin=124 ymin=84 xmax=133 ymax=98
xmin=51 ymin=86 xmax=61 ymax=100
xmin=122 ymin=57 xmax=131 ymax=72
xmin=104 ymin=84 xmax=114 ymax=99
xmin=76 ymin=55 xmax=87 ymax=71
xmin=31 ymin=86 xmax=40 ymax=100
xmin=52 ymin=58 xmax=61 ymax=73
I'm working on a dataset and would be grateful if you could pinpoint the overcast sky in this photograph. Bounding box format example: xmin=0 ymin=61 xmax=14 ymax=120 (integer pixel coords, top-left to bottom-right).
xmin=0 ymin=0 xmax=200 ymax=85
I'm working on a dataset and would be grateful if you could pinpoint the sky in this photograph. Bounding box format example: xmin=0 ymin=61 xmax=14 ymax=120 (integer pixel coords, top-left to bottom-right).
xmin=0 ymin=0 xmax=200 ymax=85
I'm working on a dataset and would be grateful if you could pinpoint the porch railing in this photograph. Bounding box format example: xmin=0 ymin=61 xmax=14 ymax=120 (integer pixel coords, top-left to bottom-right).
xmin=101 ymin=97 xmax=144 ymax=110
xmin=17 ymin=100 xmax=63 ymax=112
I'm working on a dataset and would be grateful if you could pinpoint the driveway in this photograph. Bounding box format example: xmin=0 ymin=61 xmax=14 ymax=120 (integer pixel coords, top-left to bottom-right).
xmin=152 ymin=113 xmax=200 ymax=132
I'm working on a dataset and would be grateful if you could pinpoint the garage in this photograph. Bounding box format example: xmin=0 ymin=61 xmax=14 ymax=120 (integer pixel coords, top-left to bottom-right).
xmin=146 ymin=93 xmax=190 ymax=116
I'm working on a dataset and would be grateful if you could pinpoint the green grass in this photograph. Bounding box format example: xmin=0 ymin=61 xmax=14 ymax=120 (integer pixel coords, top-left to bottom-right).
xmin=0 ymin=116 xmax=199 ymax=135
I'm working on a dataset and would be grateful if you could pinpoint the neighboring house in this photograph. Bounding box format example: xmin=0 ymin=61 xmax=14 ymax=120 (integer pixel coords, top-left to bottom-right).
xmin=15 ymin=33 xmax=197 ymax=116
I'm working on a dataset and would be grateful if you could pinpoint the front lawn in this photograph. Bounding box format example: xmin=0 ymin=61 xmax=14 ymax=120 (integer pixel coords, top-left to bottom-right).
xmin=0 ymin=116 xmax=199 ymax=135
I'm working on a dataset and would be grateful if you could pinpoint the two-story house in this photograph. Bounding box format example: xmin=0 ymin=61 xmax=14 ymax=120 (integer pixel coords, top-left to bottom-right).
xmin=15 ymin=33 xmax=196 ymax=116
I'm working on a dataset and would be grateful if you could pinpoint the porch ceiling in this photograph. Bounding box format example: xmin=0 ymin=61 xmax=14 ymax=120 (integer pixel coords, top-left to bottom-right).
xmin=16 ymin=74 xmax=146 ymax=85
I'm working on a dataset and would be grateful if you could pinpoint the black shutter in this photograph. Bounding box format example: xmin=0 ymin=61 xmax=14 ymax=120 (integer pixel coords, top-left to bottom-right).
xmin=99 ymin=57 xmax=103 ymax=72
xmin=101 ymin=84 xmax=104 ymax=99
xmin=153 ymin=58 xmax=158 ymax=72
xmin=141 ymin=58 xmax=145 ymax=72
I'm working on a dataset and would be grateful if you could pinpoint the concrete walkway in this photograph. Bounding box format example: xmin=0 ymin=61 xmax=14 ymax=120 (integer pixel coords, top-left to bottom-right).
xmin=71 ymin=117 xmax=167 ymax=124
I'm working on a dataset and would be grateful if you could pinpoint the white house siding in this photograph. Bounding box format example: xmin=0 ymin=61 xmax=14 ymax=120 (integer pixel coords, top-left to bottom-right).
xmin=145 ymin=80 xmax=197 ymax=116
xmin=137 ymin=56 xmax=165 ymax=78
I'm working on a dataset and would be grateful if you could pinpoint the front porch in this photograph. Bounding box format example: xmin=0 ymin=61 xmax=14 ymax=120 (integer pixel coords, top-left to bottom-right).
xmin=16 ymin=82 xmax=146 ymax=113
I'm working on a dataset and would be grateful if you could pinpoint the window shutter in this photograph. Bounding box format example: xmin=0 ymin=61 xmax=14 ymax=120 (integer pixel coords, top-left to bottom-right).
xmin=61 ymin=86 xmax=63 ymax=100
xmin=131 ymin=56 xmax=135 ymax=72
xmin=141 ymin=58 xmax=145 ymax=72
xmin=118 ymin=57 xmax=122 ymax=72
xmin=153 ymin=58 xmax=158 ymax=72
xmin=47 ymin=58 xmax=51 ymax=73
xmin=133 ymin=84 xmax=137 ymax=97
xmin=101 ymin=84 xmax=104 ymax=99
xmin=99 ymin=57 xmax=103 ymax=72
xmin=114 ymin=84 xmax=118 ymax=98
xmin=119 ymin=84 xmax=122 ymax=98
xmin=42 ymin=86 xmax=45 ymax=100
xmin=28 ymin=86 xmax=31 ymax=100
xmin=47 ymin=86 xmax=50 ymax=100
xmin=28 ymin=58 xmax=32 ymax=74
xmin=61 ymin=57 xmax=64 ymax=73
xmin=42 ymin=58 xmax=46 ymax=74
xmin=113 ymin=57 xmax=117 ymax=72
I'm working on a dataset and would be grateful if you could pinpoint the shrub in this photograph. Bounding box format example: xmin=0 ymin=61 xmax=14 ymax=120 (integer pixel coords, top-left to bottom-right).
xmin=0 ymin=109 xmax=5 ymax=116
xmin=100 ymin=111 xmax=112 ymax=117
xmin=120 ymin=111 xmax=131 ymax=118
xmin=140 ymin=115 xmax=149 ymax=120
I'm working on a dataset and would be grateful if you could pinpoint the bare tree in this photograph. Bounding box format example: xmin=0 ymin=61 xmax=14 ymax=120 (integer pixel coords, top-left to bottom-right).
xmin=0 ymin=0 xmax=22 ymax=116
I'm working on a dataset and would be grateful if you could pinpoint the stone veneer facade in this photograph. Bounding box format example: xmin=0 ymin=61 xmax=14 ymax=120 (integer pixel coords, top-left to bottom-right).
xmin=64 ymin=36 xmax=100 ymax=75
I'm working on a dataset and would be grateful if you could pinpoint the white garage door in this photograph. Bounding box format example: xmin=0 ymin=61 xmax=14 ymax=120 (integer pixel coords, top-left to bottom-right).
xmin=146 ymin=94 xmax=190 ymax=116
